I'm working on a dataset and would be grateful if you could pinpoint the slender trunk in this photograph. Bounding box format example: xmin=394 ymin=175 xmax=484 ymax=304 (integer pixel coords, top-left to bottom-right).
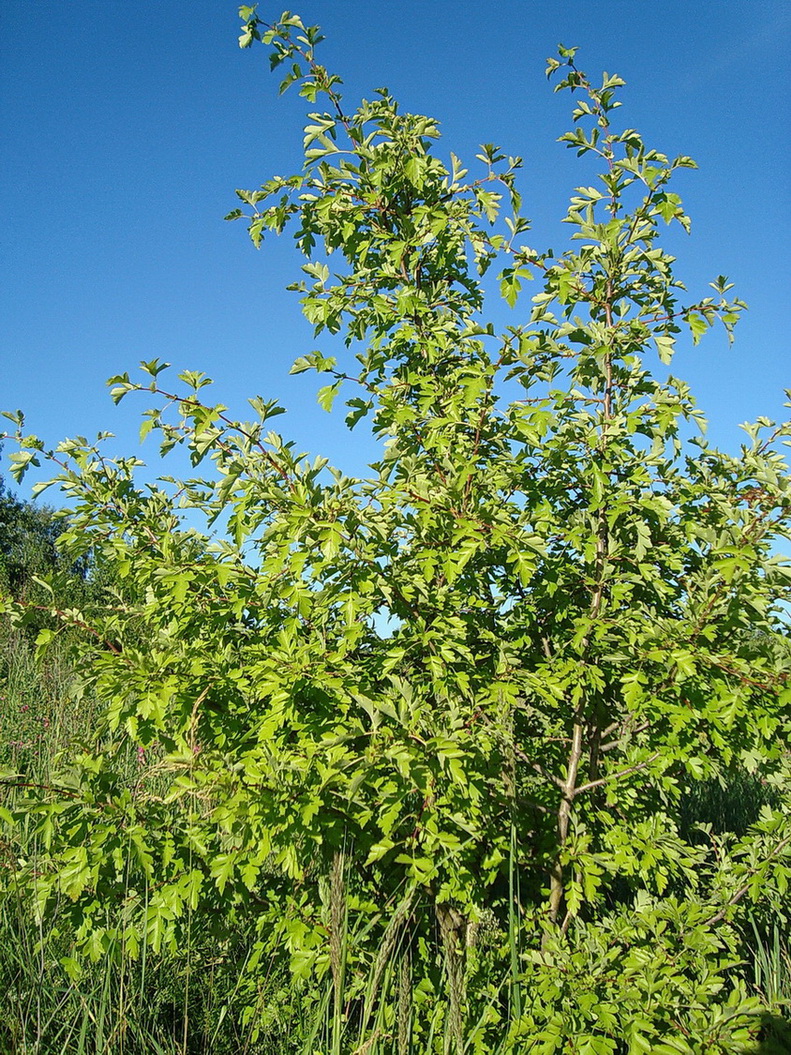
xmin=547 ymin=286 xmax=615 ymax=925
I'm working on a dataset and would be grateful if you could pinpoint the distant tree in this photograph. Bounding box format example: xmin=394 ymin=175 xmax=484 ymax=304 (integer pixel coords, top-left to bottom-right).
xmin=0 ymin=469 xmax=64 ymax=599
xmin=3 ymin=11 xmax=791 ymax=1053
xmin=0 ymin=464 xmax=103 ymax=648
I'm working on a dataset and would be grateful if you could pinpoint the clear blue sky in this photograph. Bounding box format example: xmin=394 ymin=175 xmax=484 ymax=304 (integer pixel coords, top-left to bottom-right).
xmin=2 ymin=1 xmax=789 ymax=498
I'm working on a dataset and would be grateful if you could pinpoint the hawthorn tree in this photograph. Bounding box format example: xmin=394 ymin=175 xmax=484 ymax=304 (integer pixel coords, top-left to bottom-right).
xmin=3 ymin=9 xmax=791 ymax=1053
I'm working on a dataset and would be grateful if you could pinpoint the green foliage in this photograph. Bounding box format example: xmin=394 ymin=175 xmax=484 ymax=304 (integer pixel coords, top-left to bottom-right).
xmin=0 ymin=465 xmax=110 ymax=651
xmin=3 ymin=11 xmax=791 ymax=1052
xmin=0 ymin=470 xmax=68 ymax=598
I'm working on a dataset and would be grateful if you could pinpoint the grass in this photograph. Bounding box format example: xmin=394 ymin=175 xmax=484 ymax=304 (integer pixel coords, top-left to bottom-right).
xmin=750 ymin=916 xmax=791 ymax=1016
